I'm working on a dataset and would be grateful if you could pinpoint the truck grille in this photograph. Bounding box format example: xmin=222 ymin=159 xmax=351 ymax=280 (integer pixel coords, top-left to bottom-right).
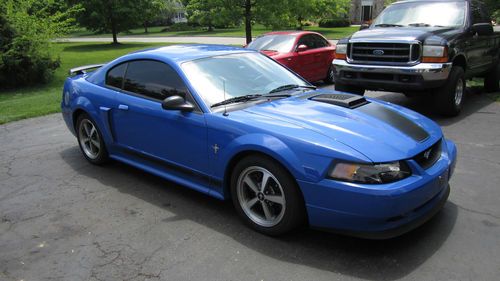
xmin=348 ymin=42 xmax=420 ymax=65
xmin=414 ymin=140 xmax=442 ymax=170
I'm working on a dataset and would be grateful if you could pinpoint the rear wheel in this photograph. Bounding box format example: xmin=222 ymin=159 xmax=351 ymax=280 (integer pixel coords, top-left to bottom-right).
xmin=484 ymin=62 xmax=499 ymax=93
xmin=335 ymin=82 xmax=365 ymax=95
xmin=433 ymin=66 xmax=465 ymax=117
xmin=76 ymin=113 xmax=109 ymax=165
xmin=231 ymin=155 xmax=306 ymax=236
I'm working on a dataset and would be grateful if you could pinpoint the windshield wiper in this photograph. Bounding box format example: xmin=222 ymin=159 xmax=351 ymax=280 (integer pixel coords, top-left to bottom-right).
xmin=268 ymin=84 xmax=316 ymax=94
xmin=210 ymin=94 xmax=262 ymax=108
xmin=374 ymin=23 xmax=403 ymax=27
xmin=408 ymin=23 xmax=431 ymax=27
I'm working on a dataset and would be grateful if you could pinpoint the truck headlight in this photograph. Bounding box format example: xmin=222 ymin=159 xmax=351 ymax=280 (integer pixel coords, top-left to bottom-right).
xmin=328 ymin=161 xmax=411 ymax=184
xmin=422 ymin=45 xmax=448 ymax=63
xmin=335 ymin=43 xmax=347 ymax=60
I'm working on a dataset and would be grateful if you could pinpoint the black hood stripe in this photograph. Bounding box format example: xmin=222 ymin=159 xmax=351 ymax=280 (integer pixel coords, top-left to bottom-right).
xmin=357 ymin=102 xmax=429 ymax=142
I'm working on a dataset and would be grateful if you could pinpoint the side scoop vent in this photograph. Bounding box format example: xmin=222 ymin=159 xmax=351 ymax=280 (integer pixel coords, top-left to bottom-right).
xmin=309 ymin=94 xmax=369 ymax=109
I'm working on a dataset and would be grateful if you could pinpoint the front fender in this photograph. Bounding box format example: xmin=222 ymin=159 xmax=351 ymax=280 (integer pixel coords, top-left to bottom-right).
xmin=217 ymin=133 xmax=307 ymax=182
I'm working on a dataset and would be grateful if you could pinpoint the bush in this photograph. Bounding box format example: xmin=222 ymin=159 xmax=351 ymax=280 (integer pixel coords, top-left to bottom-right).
xmin=0 ymin=0 xmax=79 ymax=90
xmin=318 ymin=18 xmax=350 ymax=28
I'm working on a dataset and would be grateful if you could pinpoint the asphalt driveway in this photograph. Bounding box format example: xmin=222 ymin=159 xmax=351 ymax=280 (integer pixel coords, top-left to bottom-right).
xmin=1 ymin=88 xmax=499 ymax=281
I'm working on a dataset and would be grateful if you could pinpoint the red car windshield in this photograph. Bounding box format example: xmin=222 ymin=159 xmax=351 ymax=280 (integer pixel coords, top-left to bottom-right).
xmin=247 ymin=35 xmax=296 ymax=53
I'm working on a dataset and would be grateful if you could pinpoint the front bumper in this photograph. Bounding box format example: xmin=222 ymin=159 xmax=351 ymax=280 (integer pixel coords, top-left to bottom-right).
xmin=299 ymin=139 xmax=457 ymax=239
xmin=333 ymin=59 xmax=452 ymax=91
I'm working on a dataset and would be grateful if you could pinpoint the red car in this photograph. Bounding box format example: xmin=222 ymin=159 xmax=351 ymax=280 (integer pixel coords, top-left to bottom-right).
xmin=246 ymin=31 xmax=336 ymax=83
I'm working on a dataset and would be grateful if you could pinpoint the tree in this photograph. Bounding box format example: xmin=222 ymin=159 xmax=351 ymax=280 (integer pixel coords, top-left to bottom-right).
xmin=187 ymin=0 xmax=239 ymax=31
xmin=137 ymin=0 xmax=177 ymax=33
xmin=71 ymin=0 xmax=142 ymax=44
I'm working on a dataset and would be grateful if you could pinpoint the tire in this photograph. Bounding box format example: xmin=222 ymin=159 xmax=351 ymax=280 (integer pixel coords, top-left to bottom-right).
xmin=324 ymin=65 xmax=335 ymax=84
xmin=484 ymin=62 xmax=499 ymax=93
xmin=335 ymin=81 xmax=365 ymax=96
xmin=433 ymin=66 xmax=465 ymax=117
xmin=76 ymin=113 xmax=109 ymax=165
xmin=230 ymin=155 xmax=307 ymax=236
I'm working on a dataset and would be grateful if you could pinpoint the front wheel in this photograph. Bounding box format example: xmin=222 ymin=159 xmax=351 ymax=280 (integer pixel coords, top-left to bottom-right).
xmin=335 ymin=82 xmax=365 ymax=96
xmin=231 ymin=155 xmax=306 ymax=236
xmin=323 ymin=65 xmax=335 ymax=84
xmin=433 ymin=66 xmax=465 ymax=117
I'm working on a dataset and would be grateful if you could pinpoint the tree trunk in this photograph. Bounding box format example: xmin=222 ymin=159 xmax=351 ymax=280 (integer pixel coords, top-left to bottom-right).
xmin=144 ymin=22 xmax=148 ymax=33
xmin=244 ymin=0 xmax=252 ymax=44
xmin=297 ymin=16 xmax=303 ymax=30
xmin=111 ymin=17 xmax=118 ymax=44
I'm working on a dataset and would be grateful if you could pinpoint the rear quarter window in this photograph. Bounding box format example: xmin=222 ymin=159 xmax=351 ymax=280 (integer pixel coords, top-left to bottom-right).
xmin=105 ymin=63 xmax=127 ymax=89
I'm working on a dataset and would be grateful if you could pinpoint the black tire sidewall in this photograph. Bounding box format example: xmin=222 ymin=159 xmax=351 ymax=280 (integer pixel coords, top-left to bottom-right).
xmin=230 ymin=155 xmax=306 ymax=236
xmin=484 ymin=62 xmax=500 ymax=92
xmin=434 ymin=66 xmax=465 ymax=116
xmin=76 ymin=113 xmax=109 ymax=165
xmin=324 ymin=65 xmax=335 ymax=84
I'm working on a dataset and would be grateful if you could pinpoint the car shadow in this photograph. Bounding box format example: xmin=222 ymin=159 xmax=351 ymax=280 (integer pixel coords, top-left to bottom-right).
xmin=60 ymin=147 xmax=458 ymax=281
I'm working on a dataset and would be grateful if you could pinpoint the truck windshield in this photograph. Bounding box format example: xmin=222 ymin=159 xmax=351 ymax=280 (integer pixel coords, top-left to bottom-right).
xmin=372 ymin=1 xmax=466 ymax=28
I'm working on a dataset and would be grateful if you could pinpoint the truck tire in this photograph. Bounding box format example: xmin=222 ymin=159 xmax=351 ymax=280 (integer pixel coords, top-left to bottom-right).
xmin=433 ymin=66 xmax=465 ymax=117
xmin=335 ymin=82 xmax=365 ymax=96
xmin=484 ymin=62 xmax=499 ymax=93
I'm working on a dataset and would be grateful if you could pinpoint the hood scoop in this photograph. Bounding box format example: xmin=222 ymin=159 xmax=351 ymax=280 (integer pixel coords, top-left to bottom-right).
xmin=310 ymin=93 xmax=369 ymax=109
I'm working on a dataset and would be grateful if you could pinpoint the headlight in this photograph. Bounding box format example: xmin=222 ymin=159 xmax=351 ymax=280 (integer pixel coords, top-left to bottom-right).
xmin=335 ymin=43 xmax=347 ymax=60
xmin=328 ymin=161 xmax=411 ymax=184
xmin=422 ymin=45 xmax=448 ymax=63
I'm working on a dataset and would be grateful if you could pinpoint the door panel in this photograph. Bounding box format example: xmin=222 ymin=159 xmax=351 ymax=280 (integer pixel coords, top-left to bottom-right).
xmin=111 ymin=93 xmax=208 ymax=175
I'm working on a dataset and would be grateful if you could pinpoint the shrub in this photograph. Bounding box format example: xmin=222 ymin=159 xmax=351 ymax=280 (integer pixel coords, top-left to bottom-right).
xmin=318 ymin=18 xmax=350 ymax=28
xmin=0 ymin=0 xmax=79 ymax=90
xmin=161 ymin=22 xmax=195 ymax=32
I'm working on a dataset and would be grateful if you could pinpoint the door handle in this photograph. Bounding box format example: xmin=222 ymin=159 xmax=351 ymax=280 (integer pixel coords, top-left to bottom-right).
xmin=118 ymin=104 xmax=129 ymax=110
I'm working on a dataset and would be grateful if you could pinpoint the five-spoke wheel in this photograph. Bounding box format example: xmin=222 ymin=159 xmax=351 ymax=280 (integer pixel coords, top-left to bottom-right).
xmin=76 ymin=113 xmax=108 ymax=164
xmin=231 ymin=155 xmax=306 ymax=235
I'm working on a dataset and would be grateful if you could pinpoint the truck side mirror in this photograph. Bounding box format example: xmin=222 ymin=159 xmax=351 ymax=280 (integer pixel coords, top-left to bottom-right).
xmin=471 ymin=23 xmax=493 ymax=36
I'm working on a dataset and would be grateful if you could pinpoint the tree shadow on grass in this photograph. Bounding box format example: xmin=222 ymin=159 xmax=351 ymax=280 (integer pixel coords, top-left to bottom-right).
xmin=60 ymin=146 xmax=458 ymax=281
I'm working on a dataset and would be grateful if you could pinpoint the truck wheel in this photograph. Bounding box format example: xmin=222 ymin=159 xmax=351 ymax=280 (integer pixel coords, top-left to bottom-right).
xmin=335 ymin=82 xmax=365 ymax=96
xmin=433 ymin=66 xmax=465 ymax=117
xmin=484 ymin=62 xmax=499 ymax=93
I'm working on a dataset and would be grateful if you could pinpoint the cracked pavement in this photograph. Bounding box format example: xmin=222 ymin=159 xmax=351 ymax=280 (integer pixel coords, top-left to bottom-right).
xmin=1 ymin=88 xmax=499 ymax=281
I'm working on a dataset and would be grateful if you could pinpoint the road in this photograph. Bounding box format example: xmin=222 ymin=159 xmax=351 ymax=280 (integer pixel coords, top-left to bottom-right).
xmin=57 ymin=36 xmax=339 ymax=46
xmin=1 ymin=88 xmax=500 ymax=281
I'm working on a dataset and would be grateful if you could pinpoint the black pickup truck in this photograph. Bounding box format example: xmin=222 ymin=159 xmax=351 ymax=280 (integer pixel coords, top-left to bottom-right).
xmin=333 ymin=0 xmax=500 ymax=116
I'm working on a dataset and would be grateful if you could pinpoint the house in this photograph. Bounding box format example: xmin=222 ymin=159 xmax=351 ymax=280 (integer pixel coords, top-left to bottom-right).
xmin=171 ymin=1 xmax=187 ymax=23
xmin=349 ymin=0 xmax=386 ymax=24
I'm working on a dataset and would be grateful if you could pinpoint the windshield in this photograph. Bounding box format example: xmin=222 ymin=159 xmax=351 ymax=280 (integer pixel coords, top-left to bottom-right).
xmin=246 ymin=35 xmax=296 ymax=53
xmin=372 ymin=1 xmax=466 ymax=28
xmin=181 ymin=52 xmax=308 ymax=107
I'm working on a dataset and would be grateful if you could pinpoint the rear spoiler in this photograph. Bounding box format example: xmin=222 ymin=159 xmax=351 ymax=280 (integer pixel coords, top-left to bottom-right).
xmin=69 ymin=63 xmax=105 ymax=76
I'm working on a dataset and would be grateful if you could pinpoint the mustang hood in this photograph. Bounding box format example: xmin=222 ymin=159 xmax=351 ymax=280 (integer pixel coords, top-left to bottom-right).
xmin=243 ymin=91 xmax=442 ymax=163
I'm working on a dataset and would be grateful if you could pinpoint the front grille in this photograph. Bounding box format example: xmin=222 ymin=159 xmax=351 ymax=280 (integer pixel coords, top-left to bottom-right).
xmin=414 ymin=140 xmax=442 ymax=170
xmin=348 ymin=42 xmax=420 ymax=65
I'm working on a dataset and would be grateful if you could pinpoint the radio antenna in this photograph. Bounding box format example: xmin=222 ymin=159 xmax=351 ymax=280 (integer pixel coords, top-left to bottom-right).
xmin=223 ymin=79 xmax=229 ymax=116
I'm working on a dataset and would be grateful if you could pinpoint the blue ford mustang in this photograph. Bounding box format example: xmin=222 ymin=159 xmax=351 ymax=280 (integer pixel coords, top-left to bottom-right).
xmin=61 ymin=44 xmax=457 ymax=238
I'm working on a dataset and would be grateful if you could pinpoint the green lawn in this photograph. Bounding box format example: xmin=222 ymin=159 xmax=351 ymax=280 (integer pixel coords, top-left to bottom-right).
xmin=0 ymin=42 xmax=168 ymax=124
xmin=69 ymin=24 xmax=359 ymax=40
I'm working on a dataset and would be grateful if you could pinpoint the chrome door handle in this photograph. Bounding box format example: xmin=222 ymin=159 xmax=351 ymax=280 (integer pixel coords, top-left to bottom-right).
xmin=118 ymin=104 xmax=129 ymax=110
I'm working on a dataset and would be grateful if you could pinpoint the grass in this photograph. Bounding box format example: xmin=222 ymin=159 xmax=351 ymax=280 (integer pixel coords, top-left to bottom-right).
xmin=69 ymin=24 xmax=359 ymax=40
xmin=0 ymin=42 xmax=168 ymax=124
xmin=467 ymin=78 xmax=500 ymax=102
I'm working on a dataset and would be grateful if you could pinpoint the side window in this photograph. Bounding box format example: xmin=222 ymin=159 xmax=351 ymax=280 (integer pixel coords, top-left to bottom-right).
xmin=297 ymin=35 xmax=316 ymax=49
xmin=123 ymin=60 xmax=188 ymax=101
xmin=106 ymin=63 xmax=127 ymax=89
xmin=312 ymin=35 xmax=330 ymax=48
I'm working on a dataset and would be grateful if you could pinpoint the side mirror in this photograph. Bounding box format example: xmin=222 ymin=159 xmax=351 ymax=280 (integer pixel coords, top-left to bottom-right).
xmin=161 ymin=95 xmax=194 ymax=112
xmin=296 ymin=44 xmax=308 ymax=52
xmin=360 ymin=23 xmax=370 ymax=30
xmin=471 ymin=23 xmax=493 ymax=36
